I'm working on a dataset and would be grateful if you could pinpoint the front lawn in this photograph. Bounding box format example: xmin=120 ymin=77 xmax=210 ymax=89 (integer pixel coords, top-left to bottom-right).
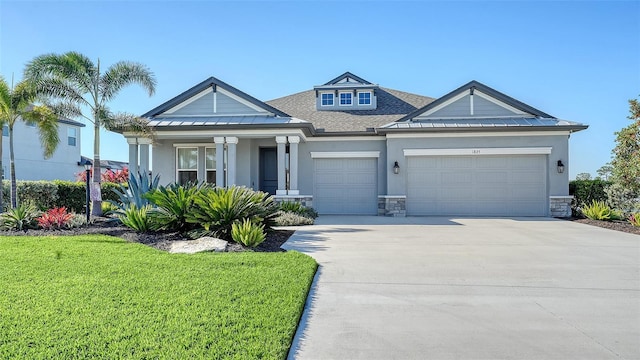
xmin=0 ymin=235 xmax=317 ymax=359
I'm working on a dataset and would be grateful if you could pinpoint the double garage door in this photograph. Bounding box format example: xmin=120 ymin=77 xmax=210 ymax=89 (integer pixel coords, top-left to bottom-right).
xmin=313 ymin=158 xmax=378 ymax=215
xmin=406 ymin=155 xmax=547 ymax=216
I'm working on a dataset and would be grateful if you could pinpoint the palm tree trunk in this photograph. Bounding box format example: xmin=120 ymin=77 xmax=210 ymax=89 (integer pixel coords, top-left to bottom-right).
xmin=91 ymin=121 xmax=102 ymax=216
xmin=8 ymin=125 xmax=17 ymax=208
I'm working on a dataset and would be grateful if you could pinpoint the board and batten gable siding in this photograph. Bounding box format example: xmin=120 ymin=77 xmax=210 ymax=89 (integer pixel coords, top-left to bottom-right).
xmin=386 ymin=134 xmax=570 ymax=197
xmin=423 ymin=94 xmax=472 ymax=118
xmin=417 ymin=93 xmax=523 ymax=119
xmin=166 ymin=91 xmax=266 ymax=116
xmin=473 ymin=95 xmax=519 ymax=117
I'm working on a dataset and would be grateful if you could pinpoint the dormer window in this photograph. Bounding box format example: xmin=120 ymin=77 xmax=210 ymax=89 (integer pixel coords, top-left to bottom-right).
xmin=321 ymin=93 xmax=334 ymax=106
xmin=339 ymin=92 xmax=352 ymax=106
xmin=314 ymin=72 xmax=379 ymax=111
xmin=358 ymin=92 xmax=371 ymax=105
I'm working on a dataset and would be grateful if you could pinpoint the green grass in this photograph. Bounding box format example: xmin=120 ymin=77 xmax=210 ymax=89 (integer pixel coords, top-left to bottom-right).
xmin=0 ymin=235 xmax=317 ymax=359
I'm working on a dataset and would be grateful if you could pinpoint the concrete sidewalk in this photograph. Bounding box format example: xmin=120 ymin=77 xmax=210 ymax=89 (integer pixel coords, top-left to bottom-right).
xmin=283 ymin=216 xmax=640 ymax=360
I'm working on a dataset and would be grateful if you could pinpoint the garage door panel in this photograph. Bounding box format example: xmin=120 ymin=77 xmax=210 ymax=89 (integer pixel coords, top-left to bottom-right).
xmin=476 ymin=171 xmax=509 ymax=183
xmin=443 ymin=157 xmax=473 ymax=168
xmin=407 ymin=155 xmax=547 ymax=216
xmin=314 ymin=158 xmax=377 ymax=215
xmin=441 ymin=172 xmax=473 ymax=184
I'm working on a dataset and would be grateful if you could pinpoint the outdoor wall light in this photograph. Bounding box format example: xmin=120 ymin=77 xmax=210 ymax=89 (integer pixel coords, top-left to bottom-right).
xmin=557 ymin=160 xmax=565 ymax=174
xmin=393 ymin=161 xmax=400 ymax=174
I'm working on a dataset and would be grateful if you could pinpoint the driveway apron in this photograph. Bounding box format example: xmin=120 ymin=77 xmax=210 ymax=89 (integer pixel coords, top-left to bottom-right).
xmin=282 ymin=216 xmax=640 ymax=360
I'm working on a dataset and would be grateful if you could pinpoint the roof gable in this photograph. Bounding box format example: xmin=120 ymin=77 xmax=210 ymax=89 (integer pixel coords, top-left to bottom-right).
xmin=142 ymin=77 xmax=290 ymax=118
xmin=398 ymin=80 xmax=554 ymax=122
xmin=323 ymin=72 xmax=372 ymax=86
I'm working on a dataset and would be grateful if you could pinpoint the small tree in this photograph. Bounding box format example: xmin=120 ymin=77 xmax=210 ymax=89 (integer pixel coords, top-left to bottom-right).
xmin=0 ymin=76 xmax=59 ymax=208
xmin=611 ymin=98 xmax=640 ymax=194
xmin=575 ymin=173 xmax=592 ymax=181
xmin=25 ymin=52 xmax=156 ymax=215
xmin=596 ymin=163 xmax=613 ymax=181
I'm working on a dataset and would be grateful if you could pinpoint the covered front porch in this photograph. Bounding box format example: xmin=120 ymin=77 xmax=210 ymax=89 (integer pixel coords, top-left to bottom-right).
xmin=125 ymin=130 xmax=310 ymax=203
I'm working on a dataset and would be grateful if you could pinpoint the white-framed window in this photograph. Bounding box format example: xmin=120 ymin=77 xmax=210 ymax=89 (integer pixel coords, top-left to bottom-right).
xmin=321 ymin=93 xmax=334 ymax=106
xmin=358 ymin=92 xmax=371 ymax=105
xmin=339 ymin=92 xmax=352 ymax=106
xmin=26 ymin=120 xmax=36 ymax=128
xmin=176 ymin=147 xmax=198 ymax=185
xmin=2 ymin=125 xmax=7 ymax=137
xmin=67 ymin=127 xmax=77 ymax=146
xmin=205 ymin=147 xmax=219 ymax=184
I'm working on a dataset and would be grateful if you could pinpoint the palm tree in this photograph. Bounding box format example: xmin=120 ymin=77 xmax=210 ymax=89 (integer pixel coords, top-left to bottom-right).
xmin=0 ymin=76 xmax=60 ymax=208
xmin=24 ymin=52 xmax=156 ymax=215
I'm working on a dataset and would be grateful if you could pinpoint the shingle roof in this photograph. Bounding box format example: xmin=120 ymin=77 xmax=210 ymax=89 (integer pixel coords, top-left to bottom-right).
xmin=266 ymin=87 xmax=434 ymax=133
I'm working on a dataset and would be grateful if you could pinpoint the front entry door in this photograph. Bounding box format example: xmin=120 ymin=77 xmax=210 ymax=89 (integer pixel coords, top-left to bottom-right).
xmin=260 ymin=147 xmax=278 ymax=195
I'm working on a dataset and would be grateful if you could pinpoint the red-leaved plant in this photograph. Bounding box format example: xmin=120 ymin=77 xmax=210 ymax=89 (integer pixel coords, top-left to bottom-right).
xmin=38 ymin=207 xmax=74 ymax=230
xmin=76 ymin=168 xmax=129 ymax=183
xmin=629 ymin=213 xmax=640 ymax=227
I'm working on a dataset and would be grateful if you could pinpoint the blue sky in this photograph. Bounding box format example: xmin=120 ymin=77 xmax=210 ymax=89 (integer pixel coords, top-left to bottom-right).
xmin=1 ymin=1 xmax=638 ymax=179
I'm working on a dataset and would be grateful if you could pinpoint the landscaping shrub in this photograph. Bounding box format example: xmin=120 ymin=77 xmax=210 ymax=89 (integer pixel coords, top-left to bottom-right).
xmin=37 ymin=207 xmax=74 ymax=230
xmin=16 ymin=181 xmax=59 ymax=210
xmin=628 ymin=213 xmax=640 ymax=227
xmin=101 ymin=201 xmax=119 ymax=215
xmin=274 ymin=211 xmax=315 ymax=226
xmin=118 ymin=204 xmax=155 ymax=232
xmin=279 ymin=201 xmax=318 ymax=219
xmin=109 ymin=173 xmax=159 ymax=211
xmin=570 ymin=179 xmax=611 ymax=206
xmin=581 ymin=200 xmax=616 ymax=220
xmin=101 ymin=182 xmax=123 ymax=204
xmin=0 ymin=203 xmax=39 ymax=230
xmin=605 ymin=183 xmax=640 ymax=216
xmin=66 ymin=213 xmax=88 ymax=228
xmin=145 ymin=182 xmax=208 ymax=232
xmin=53 ymin=180 xmax=87 ymax=213
xmin=231 ymin=219 xmax=266 ymax=247
xmin=186 ymin=186 xmax=279 ymax=240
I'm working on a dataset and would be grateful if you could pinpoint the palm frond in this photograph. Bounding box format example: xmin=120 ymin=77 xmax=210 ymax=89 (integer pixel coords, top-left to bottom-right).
xmin=33 ymin=77 xmax=88 ymax=106
xmin=24 ymin=52 xmax=95 ymax=94
xmin=10 ymin=80 xmax=37 ymax=112
xmin=0 ymin=76 xmax=12 ymax=122
xmin=103 ymin=112 xmax=154 ymax=138
xmin=100 ymin=61 xmax=156 ymax=101
xmin=42 ymin=100 xmax=84 ymax=120
xmin=21 ymin=105 xmax=60 ymax=158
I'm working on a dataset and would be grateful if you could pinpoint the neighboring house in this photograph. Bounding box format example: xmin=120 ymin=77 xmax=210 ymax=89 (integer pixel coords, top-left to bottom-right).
xmin=119 ymin=72 xmax=587 ymax=217
xmin=78 ymin=156 xmax=129 ymax=173
xmin=1 ymin=117 xmax=85 ymax=181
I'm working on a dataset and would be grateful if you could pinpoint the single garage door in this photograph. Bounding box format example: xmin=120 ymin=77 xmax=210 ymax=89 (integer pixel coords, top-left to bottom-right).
xmin=314 ymin=158 xmax=377 ymax=215
xmin=407 ymin=155 xmax=547 ymax=216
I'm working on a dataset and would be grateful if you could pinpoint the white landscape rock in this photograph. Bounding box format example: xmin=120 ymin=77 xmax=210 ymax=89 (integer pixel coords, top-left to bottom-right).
xmin=168 ymin=236 xmax=228 ymax=254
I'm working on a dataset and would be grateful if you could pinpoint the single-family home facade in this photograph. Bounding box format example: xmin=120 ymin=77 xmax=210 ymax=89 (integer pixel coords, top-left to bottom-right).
xmin=1 ymin=117 xmax=85 ymax=181
xmin=121 ymin=72 xmax=587 ymax=217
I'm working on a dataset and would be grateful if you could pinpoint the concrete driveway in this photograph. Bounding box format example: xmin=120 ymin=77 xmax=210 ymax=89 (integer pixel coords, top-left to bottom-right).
xmin=282 ymin=216 xmax=640 ymax=360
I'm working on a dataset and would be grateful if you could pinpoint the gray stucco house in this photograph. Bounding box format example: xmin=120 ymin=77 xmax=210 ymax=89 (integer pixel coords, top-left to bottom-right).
xmin=122 ymin=72 xmax=587 ymax=217
xmin=2 ymin=117 xmax=85 ymax=181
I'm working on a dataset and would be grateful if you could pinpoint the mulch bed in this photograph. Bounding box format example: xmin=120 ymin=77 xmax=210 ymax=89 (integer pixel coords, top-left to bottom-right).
xmin=1 ymin=217 xmax=294 ymax=252
xmin=569 ymin=218 xmax=640 ymax=236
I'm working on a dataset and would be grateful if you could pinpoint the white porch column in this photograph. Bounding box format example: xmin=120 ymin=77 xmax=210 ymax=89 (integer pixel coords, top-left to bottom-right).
xmin=126 ymin=138 xmax=138 ymax=176
xmin=288 ymin=136 xmax=300 ymax=195
xmin=137 ymin=137 xmax=152 ymax=177
xmin=214 ymin=137 xmax=225 ymax=187
xmin=276 ymin=136 xmax=287 ymax=195
xmin=226 ymin=136 xmax=238 ymax=186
